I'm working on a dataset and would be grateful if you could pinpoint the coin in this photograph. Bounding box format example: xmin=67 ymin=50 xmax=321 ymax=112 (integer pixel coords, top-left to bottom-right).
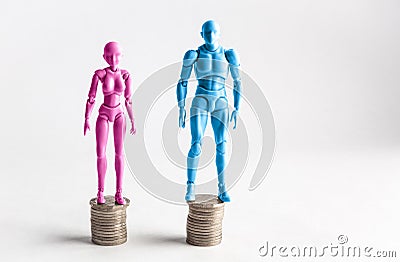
xmin=91 ymin=222 xmax=126 ymax=229
xmin=90 ymin=214 xmax=127 ymax=220
xmin=91 ymin=217 xmax=126 ymax=224
xmin=91 ymin=209 xmax=126 ymax=216
xmin=187 ymin=231 xmax=222 ymax=239
xmin=189 ymin=209 xmax=224 ymax=216
xmin=91 ymin=227 xmax=126 ymax=235
xmin=186 ymin=194 xmax=226 ymax=247
xmin=90 ymin=195 xmax=130 ymax=246
xmin=91 ymin=231 xmax=127 ymax=240
xmin=92 ymin=237 xmax=127 ymax=246
xmin=187 ymin=223 xmax=221 ymax=232
xmin=90 ymin=196 xmax=130 ymax=210
xmin=188 ymin=214 xmax=223 ymax=221
xmin=186 ymin=237 xmax=222 ymax=247
xmin=187 ymin=217 xmax=221 ymax=226
xmin=91 ymin=232 xmax=127 ymax=240
xmin=187 ymin=224 xmax=222 ymax=233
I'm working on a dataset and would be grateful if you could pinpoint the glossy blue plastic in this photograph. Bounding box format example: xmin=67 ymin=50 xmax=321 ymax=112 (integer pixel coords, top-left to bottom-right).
xmin=177 ymin=20 xmax=242 ymax=202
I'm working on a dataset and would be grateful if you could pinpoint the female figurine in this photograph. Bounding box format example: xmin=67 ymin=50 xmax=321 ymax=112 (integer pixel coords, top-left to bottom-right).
xmin=84 ymin=42 xmax=136 ymax=205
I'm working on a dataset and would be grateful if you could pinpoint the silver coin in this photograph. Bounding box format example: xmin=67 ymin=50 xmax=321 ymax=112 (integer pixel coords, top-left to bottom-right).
xmin=189 ymin=208 xmax=224 ymax=215
xmin=92 ymin=237 xmax=127 ymax=246
xmin=186 ymin=194 xmax=225 ymax=247
xmin=90 ymin=220 xmax=127 ymax=226
xmin=186 ymin=238 xmax=222 ymax=247
xmin=187 ymin=216 xmax=221 ymax=225
xmin=90 ymin=208 xmax=126 ymax=216
xmin=91 ymin=215 xmax=127 ymax=221
xmin=188 ymin=194 xmax=224 ymax=209
xmin=187 ymin=230 xmax=222 ymax=238
xmin=186 ymin=223 xmax=221 ymax=231
xmin=91 ymin=213 xmax=127 ymax=217
xmin=189 ymin=206 xmax=225 ymax=213
xmin=91 ymin=208 xmax=127 ymax=214
xmin=91 ymin=216 xmax=127 ymax=221
xmin=187 ymin=232 xmax=222 ymax=239
xmin=91 ymin=226 xmax=127 ymax=233
xmin=91 ymin=224 xmax=126 ymax=230
xmin=91 ymin=227 xmax=126 ymax=235
xmin=91 ymin=234 xmax=127 ymax=240
xmin=186 ymin=227 xmax=222 ymax=235
xmin=188 ymin=215 xmax=223 ymax=223
xmin=189 ymin=209 xmax=224 ymax=215
xmin=187 ymin=226 xmax=222 ymax=233
xmin=187 ymin=225 xmax=222 ymax=233
xmin=92 ymin=232 xmax=127 ymax=240
xmin=91 ymin=223 xmax=126 ymax=229
xmin=187 ymin=234 xmax=222 ymax=241
xmin=91 ymin=222 xmax=126 ymax=228
xmin=90 ymin=222 xmax=126 ymax=228
xmin=91 ymin=222 xmax=126 ymax=227
xmin=186 ymin=221 xmax=222 ymax=228
xmin=90 ymin=196 xmax=130 ymax=210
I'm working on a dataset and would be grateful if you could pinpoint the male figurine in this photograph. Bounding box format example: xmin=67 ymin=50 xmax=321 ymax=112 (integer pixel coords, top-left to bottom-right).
xmin=177 ymin=20 xmax=242 ymax=202
xmin=84 ymin=42 xmax=136 ymax=205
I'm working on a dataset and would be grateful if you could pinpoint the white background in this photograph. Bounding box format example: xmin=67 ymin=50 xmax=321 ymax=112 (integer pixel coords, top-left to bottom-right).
xmin=1 ymin=0 xmax=400 ymax=261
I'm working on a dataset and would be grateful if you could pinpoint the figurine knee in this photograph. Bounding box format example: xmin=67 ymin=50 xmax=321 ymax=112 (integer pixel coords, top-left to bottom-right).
xmin=216 ymin=140 xmax=226 ymax=156
xmin=189 ymin=141 xmax=202 ymax=157
xmin=96 ymin=147 xmax=107 ymax=158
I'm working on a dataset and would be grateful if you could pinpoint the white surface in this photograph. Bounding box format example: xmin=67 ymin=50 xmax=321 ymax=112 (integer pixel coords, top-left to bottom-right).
xmin=1 ymin=0 xmax=400 ymax=261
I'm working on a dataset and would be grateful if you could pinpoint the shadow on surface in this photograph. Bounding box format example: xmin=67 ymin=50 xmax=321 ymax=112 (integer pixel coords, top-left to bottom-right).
xmin=48 ymin=234 xmax=92 ymax=245
xmin=132 ymin=233 xmax=186 ymax=246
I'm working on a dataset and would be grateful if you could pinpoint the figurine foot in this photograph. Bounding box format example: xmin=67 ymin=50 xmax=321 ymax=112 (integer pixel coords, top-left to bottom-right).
xmin=185 ymin=183 xmax=195 ymax=202
xmin=97 ymin=189 xmax=106 ymax=204
xmin=218 ymin=184 xmax=231 ymax=202
xmin=115 ymin=190 xmax=126 ymax=205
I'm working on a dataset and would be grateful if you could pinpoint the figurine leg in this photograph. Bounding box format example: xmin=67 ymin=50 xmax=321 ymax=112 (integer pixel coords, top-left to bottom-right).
xmin=211 ymin=98 xmax=230 ymax=202
xmin=96 ymin=115 xmax=109 ymax=204
xmin=186 ymin=97 xmax=208 ymax=201
xmin=114 ymin=113 xmax=126 ymax=205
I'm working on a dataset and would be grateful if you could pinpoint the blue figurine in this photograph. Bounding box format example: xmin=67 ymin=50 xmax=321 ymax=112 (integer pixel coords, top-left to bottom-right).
xmin=177 ymin=20 xmax=242 ymax=202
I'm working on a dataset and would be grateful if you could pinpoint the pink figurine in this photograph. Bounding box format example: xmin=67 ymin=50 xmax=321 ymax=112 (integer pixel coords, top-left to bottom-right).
xmin=84 ymin=42 xmax=136 ymax=205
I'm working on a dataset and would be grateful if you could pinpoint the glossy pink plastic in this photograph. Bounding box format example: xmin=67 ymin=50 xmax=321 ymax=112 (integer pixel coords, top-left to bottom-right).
xmin=84 ymin=42 xmax=136 ymax=205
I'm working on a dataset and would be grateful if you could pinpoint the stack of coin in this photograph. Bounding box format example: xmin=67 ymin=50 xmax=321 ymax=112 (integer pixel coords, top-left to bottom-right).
xmin=186 ymin=194 xmax=225 ymax=246
xmin=89 ymin=195 xmax=130 ymax=246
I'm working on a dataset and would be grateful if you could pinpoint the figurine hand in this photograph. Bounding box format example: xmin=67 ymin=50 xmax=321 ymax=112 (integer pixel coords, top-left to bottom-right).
xmin=84 ymin=119 xmax=90 ymax=135
xmin=230 ymin=110 xmax=238 ymax=130
xmin=179 ymin=107 xmax=186 ymax=128
xmin=130 ymin=120 xmax=136 ymax=135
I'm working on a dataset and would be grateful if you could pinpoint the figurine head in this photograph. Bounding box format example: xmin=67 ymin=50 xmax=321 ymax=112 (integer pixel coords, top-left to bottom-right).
xmin=103 ymin=42 xmax=122 ymax=67
xmin=200 ymin=20 xmax=221 ymax=46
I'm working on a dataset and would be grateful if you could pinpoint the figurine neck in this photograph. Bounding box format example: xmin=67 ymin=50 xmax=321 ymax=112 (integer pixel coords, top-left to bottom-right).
xmin=108 ymin=65 xmax=118 ymax=72
xmin=204 ymin=42 xmax=219 ymax=52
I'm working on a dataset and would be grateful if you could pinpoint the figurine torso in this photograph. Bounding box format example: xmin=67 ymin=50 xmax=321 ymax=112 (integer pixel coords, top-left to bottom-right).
xmin=100 ymin=67 xmax=125 ymax=96
xmin=97 ymin=67 xmax=127 ymax=107
xmin=194 ymin=45 xmax=229 ymax=90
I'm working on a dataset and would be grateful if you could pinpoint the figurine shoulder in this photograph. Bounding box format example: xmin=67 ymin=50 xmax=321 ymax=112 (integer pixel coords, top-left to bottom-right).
xmin=120 ymin=69 xmax=131 ymax=80
xmin=182 ymin=49 xmax=198 ymax=66
xmin=94 ymin=69 xmax=106 ymax=80
xmin=225 ymin=49 xmax=240 ymax=66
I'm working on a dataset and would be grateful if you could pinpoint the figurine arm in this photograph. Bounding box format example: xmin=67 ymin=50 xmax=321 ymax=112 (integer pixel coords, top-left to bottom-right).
xmin=225 ymin=49 xmax=241 ymax=129
xmin=177 ymin=50 xmax=198 ymax=108
xmin=123 ymin=71 xmax=136 ymax=135
xmin=177 ymin=50 xmax=198 ymax=128
xmin=84 ymin=70 xmax=103 ymax=135
xmin=225 ymin=49 xmax=241 ymax=111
